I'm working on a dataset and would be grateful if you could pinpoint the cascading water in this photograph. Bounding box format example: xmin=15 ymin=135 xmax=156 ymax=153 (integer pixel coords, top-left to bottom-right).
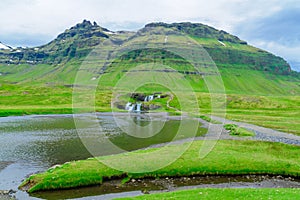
xmin=125 ymin=102 xmax=135 ymax=111
xmin=126 ymin=93 xmax=163 ymax=112
xmin=136 ymin=103 xmax=142 ymax=112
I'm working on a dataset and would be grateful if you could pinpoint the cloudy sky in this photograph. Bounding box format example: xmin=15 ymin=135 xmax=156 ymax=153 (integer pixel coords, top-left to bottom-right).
xmin=0 ymin=0 xmax=299 ymax=71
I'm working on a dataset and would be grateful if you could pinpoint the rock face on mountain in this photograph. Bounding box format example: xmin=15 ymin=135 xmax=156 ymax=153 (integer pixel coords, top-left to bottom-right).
xmin=0 ymin=20 xmax=294 ymax=75
xmin=39 ymin=20 xmax=111 ymax=62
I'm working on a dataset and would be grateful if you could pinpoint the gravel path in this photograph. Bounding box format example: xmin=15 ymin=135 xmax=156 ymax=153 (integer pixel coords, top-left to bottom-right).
xmin=208 ymin=116 xmax=300 ymax=145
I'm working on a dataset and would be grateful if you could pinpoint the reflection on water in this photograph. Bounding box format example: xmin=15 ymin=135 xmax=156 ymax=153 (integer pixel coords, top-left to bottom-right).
xmin=0 ymin=114 xmax=206 ymax=199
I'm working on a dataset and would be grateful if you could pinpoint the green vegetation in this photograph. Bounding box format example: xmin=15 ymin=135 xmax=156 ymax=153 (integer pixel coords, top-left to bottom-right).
xmin=224 ymin=124 xmax=255 ymax=137
xmin=116 ymin=188 xmax=300 ymax=200
xmin=224 ymin=94 xmax=300 ymax=135
xmin=0 ymin=83 xmax=299 ymax=135
xmin=0 ymin=82 xmax=299 ymax=135
xmin=196 ymin=93 xmax=300 ymax=135
xmin=199 ymin=115 xmax=221 ymax=124
xmin=20 ymin=140 xmax=300 ymax=193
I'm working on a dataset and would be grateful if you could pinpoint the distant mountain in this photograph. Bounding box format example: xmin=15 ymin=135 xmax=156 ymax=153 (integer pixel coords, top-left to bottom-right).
xmin=0 ymin=42 xmax=12 ymax=50
xmin=0 ymin=20 xmax=296 ymax=76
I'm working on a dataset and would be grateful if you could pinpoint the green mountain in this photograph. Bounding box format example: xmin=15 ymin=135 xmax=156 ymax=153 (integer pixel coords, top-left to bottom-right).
xmin=0 ymin=20 xmax=131 ymax=65
xmin=0 ymin=20 xmax=299 ymax=95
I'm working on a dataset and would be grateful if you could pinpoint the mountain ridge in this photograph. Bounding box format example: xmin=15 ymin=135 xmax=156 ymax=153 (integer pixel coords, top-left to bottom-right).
xmin=144 ymin=22 xmax=247 ymax=44
xmin=0 ymin=20 xmax=297 ymax=76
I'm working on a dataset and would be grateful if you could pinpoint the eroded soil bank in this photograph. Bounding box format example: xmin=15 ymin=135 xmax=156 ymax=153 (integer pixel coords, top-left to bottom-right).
xmin=30 ymin=175 xmax=300 ymax=199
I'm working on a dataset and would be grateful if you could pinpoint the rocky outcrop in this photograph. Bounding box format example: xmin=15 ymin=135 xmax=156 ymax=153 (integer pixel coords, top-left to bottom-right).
xmin=0 ymin=190 xmax=16 ymax=200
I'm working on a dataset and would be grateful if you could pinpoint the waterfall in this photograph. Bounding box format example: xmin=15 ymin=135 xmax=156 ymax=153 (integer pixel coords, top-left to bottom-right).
xmin=129 ymin=105 xmax=135 ymax=111
xmin=144 ymin=95 xmax=155 ymax=102
xmin=125 ymin=102 xmax=135 ymax=111
xmin=136 ymin=103 xmax=142 ymax=112
xmin=144 ymin=96 xmax=148 ymax=102
xmin=148 ymin=95 xmax=154 ymax=101
xmin=125 ymin=102 xmax=131 ymax=110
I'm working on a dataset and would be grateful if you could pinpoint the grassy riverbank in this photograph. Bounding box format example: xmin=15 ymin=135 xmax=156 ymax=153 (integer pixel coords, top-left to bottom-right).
xmin=116 ymin=188 xmax=300 ymax=200
xmin=20 ymin=140 xmax=300 ymax=193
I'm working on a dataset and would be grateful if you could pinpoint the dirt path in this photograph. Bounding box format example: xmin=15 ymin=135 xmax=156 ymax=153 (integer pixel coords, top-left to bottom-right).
xmin=166 ymin=93 xmax=180 ymax=112
xmin=209 ymin=116 xmax=300 ymax=145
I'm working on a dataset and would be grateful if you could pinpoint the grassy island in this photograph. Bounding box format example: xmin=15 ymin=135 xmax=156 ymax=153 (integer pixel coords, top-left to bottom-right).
xmin=20 ymin=140 xmax=300 ymax=193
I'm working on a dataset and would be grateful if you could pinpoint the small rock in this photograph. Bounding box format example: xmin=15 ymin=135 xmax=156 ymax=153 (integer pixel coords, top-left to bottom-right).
xmin=131 ymin=179 xmax=136 ymax=183
xmin=49 ymin=164 xmax=61 ymax=170
xmin=0 ymin=190 xmax=9 ymax=195
xmin=9 ymin=190 xmax=16 ymax=194
xmin=277 ymin=175 xmax=283 ymax=179
xmin=142 ymin=189 xmax=150 ymax=194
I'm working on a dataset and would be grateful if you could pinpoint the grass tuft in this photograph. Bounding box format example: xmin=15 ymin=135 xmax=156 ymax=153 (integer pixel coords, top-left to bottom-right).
xmin=224 ymin=124 xmax=255 ymax=137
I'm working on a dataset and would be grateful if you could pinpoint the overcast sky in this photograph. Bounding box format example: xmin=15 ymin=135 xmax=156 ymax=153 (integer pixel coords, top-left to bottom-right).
xmin=0 ymin=0 xmax=299 ymax=71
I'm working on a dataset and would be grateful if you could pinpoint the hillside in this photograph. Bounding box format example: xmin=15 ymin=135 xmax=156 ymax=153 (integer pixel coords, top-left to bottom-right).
xmin=0 ymin=20 xmax=299 ymax=94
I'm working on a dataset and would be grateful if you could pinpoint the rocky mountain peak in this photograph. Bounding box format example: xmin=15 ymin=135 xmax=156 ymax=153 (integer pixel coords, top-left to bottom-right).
xmin=56 ymin=20 xmax=110 ymax=40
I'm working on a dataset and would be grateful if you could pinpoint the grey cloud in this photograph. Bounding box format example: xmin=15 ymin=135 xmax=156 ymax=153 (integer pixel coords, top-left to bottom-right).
xmin=236 ymin=7 xmax=300 ymax=47
xmin=0 ymin=33 xmax=54 ymax=48
xmin=232 ymin=5 xmax=300 ymax=71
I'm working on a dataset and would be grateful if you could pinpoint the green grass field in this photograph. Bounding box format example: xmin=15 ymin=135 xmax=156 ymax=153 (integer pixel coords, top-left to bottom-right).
xmin=0 ymin=83 xmax=299 ymax=135
xmin=20 ymin=140 xmax=300 ymax=193
xmin=116 ymin=188 xmax=300 ymax=200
